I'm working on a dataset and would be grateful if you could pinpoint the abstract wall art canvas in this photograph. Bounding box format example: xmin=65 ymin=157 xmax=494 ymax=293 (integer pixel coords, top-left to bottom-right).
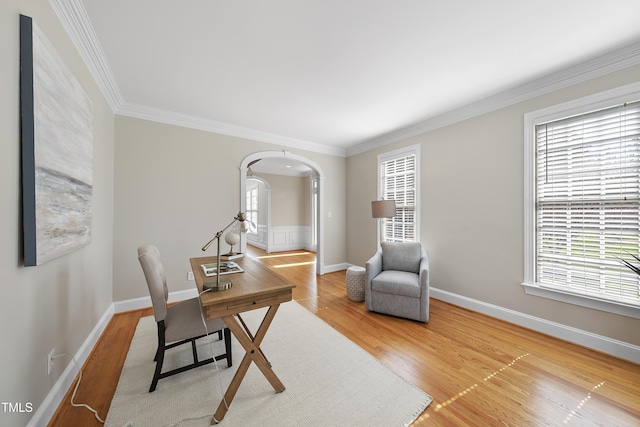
xmin=20 ymin=15 xmax=94 ymax=266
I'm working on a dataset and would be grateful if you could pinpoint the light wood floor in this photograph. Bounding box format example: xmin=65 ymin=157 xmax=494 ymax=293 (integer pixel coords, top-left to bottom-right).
xmin=49 ymin=246 xmax=640 ymax=426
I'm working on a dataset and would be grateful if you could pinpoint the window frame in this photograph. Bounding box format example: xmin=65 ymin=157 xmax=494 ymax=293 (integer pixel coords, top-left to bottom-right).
xmin=523 ymin=82 xmax=640 ymax=319
xmin=377 ymin=144 xmax=420 ymax=244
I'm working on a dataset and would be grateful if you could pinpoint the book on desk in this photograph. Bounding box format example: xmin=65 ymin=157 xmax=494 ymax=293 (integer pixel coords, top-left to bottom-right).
xmin=220 ymin=252 xmax=244 ymax=261
xmin=201 ymin=261 xmax=244 ymax=277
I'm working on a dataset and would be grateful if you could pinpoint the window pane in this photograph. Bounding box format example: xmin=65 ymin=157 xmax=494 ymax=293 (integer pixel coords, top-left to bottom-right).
xmin=380 ymin=152 xmax=417 ymax=242
xmin=535 ymin=101 xmax=640 ymax=306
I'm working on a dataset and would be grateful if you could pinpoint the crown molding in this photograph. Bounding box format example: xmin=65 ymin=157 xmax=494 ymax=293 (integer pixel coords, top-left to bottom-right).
xmin=51 ymin=0 xmax=639 ymax=159
xmin=117 ymin=103 xmax=347 ymax=157
xmin=346 ymin=39 xmax=640 ymax=157
xmin=49 ymin=0 xmax=346 ymax=158
xmin=49 ymin=0 xmax=124 ymax=111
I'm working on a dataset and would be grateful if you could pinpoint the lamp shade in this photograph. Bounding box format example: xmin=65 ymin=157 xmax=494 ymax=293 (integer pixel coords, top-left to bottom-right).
xmin=371 ymin=200 xmax=396 ymax=218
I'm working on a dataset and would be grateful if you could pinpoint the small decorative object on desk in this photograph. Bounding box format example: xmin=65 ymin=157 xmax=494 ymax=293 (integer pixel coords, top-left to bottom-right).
xmin=221 ymin=229 xmax=244 ymax=260
xmin=201 ymin=261 xmax=244 ymax=277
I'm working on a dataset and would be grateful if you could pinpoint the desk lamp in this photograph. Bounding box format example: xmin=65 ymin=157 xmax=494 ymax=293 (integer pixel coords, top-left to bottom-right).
xmin=201 ymin=212 xmax=249 ymax=291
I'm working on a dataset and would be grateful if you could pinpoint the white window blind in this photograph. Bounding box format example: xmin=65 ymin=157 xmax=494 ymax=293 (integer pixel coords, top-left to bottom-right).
xmin=535 ymin=100 xmax=640 ymax=306
xmin=380 ymin=152 xmax=416 ymax=242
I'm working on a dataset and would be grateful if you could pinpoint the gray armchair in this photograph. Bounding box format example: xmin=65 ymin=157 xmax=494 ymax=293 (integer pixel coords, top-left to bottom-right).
xmin=365 ymin=241 xmax=429 ymax=322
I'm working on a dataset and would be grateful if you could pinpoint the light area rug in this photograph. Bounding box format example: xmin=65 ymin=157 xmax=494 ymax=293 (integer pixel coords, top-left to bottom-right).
xmin=105 ymin=301 xmax=432 ymax=427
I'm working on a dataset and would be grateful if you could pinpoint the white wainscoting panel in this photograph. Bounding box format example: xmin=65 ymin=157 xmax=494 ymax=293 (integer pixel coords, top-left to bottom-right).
xmin=271 ymin=225 xmax=311 ymax=252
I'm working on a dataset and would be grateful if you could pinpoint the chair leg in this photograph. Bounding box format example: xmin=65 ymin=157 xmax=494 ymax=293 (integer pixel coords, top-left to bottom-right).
xmin=150 ymin=324 xmax=232 ymax=392
xmin=191 ymin=339 xmax=199 ymax=363
xmin=224 ymin=327 xmax=232 ymax=367
xmin=150 ymin=321 xmax=166 ymax=392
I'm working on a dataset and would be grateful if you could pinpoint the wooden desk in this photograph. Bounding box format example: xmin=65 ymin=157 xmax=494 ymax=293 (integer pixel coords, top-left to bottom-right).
xmin=189 ymin=256 xmax=296 ymax=424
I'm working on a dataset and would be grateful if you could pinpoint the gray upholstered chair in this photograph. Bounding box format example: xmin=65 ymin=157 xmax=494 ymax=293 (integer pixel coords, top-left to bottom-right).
xmin=365 ymin=241 xmax=429 ymax=322
xmin=138 ymin=245 xmax=232 ymax=392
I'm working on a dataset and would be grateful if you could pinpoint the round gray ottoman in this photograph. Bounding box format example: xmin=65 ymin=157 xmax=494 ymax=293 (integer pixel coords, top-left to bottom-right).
xmin=346 ymin=266 xmax=366 ymax=302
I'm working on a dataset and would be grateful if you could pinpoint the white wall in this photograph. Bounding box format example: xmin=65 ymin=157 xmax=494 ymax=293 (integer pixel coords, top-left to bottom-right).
xmin=346 ymin=63 xmax=640 ymax=352
xmin=113 ymin=115 xmax=346 ymax=302
xmin=1 ymin=2 xmax=115 ymax=426
xmin=248 ymin=173 xmax=312 ymax=252
xmin=257 ymin=173 xmax=309 ymax=226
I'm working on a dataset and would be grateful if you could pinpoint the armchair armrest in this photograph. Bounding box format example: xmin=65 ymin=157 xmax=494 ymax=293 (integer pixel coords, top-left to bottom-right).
xmin=419 ymin=248 xmax=429 ymax=279
xmin=419 ymin=248 xmax=430 ymax=322
xmin=366 ymin=250 xmax=383 ymax=282
xmin=365 ymin=249 xmax=383 ymax=309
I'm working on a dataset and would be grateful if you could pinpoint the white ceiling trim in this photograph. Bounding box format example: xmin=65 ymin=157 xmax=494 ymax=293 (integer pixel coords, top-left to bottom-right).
xmin=346 ymin=39 xmax=640 ymax=156
xmin=49 ymin=0 xmax=345 ymax=157
xmin=49 ymin=0 xmax=123 ymax=111
xmin=117 ymin=103 xmax=346 ymax=157
xmin=51 ymin=0 xmax=640 ymax=159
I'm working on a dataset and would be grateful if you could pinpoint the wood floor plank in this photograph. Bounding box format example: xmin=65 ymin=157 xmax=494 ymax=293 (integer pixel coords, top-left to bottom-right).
xmin=48 ymin=247 xmax=640 ymax=426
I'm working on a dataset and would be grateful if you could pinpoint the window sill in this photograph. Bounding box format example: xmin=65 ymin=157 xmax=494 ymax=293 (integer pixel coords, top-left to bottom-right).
xmin=521 ymin=283 xmax=640 ymax=320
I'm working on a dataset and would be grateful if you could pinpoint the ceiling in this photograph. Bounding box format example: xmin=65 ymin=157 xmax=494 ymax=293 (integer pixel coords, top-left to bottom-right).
xmin=75 ymin=0 xmax=640 ymax=156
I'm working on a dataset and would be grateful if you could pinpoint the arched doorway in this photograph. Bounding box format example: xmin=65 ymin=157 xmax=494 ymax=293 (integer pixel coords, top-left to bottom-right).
xmin=240 ymin=151 xmax=325 ymax=275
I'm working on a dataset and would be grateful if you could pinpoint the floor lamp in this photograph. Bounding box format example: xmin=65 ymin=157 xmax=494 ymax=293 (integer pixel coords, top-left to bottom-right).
xmin=371 ymin=199 xmax=396 ymax=245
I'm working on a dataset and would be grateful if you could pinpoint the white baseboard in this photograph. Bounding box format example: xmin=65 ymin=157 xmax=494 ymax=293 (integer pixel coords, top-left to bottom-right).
xmin=32 ymin=287 xmax=201 ymax=426
xmin=28 ymin=304 xmax=114 ymax=427
xmin=246 ymin=239 xmax=266 ymax=251
xmin=431 ymin=288 xmax=640 ymax=364
xmin=113 ymin=288 xmax=198 ymax=313
xmin=321 ymin=263 xmax=348 ymax=274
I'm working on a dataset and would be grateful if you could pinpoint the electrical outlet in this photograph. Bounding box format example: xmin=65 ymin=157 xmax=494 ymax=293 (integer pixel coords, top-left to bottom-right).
xmin=187 ymin=271 xmax=194 ymax=281
xmin=47 ymin=349 xmax=55 ymax=375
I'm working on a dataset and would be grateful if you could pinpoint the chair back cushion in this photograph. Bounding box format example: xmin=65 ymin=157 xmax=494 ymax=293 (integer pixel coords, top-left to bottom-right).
xmin=138 ymin=245 xmax=169 ymax=322
xmin=381 ymin=241 xmax=422 ymax=274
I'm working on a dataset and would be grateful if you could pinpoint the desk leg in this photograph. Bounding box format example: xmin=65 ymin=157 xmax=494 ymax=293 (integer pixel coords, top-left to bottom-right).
xmin=211 ymin=305 xmax=285 ymax=424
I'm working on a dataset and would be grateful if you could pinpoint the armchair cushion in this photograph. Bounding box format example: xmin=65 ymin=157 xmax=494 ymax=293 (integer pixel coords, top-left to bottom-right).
xmin=381 ymin=241 xmax=421 ymax=274
xmin=371 ymin=270 xmax=421 ymax=298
